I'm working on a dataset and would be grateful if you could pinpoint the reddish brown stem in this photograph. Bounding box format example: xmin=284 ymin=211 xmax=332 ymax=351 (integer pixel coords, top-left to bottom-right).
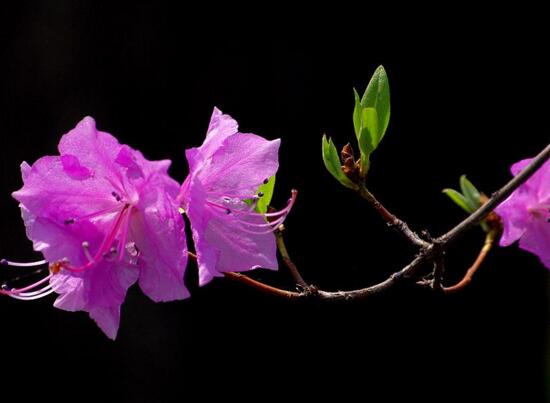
xmin=224 ymin=272 xmax=302 ymax=299
xmin=443 ymin=230 xmax=498 ymax=294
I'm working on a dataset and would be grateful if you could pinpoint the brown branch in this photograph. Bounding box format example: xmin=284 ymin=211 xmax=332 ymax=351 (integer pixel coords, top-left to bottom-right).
xmin=208 ymin=142 xmax=550 ymax=300
xmin=357 ymin=185 xmax=429 ymax=248
xmin=275 ymin=228 xmax=308 ymax=288
xmin=443 ymin=230 xmax=498 ymax=294
xmin=437 ymin=142 xmax=550 ymax=245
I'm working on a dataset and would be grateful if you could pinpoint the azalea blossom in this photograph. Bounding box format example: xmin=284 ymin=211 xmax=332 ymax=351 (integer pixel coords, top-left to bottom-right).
xmin=495 ymin=157 xmax=550 ymax=269
xmin=3 ymin=117 xmax=188 ymax=339
xmin=179 ymin=108 xmax=296 ymax=285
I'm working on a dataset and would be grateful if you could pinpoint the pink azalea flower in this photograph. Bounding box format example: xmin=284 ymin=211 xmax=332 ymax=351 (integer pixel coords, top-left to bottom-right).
xmin=179 ymin=108 xmax=296 ymax=285
xmin=3 ymin=117 xmax=189 ymax=339
xmin=495 ymin=157 xmax=550 ymax=269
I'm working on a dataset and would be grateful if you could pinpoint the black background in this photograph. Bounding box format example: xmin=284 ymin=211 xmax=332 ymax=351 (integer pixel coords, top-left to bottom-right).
xmin=0 ymin=2 xmax=548 ymax=402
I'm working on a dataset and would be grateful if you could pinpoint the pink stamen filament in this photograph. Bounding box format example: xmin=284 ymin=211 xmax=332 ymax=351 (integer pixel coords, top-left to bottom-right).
xmin=65 ymin=205 xmax=122 ymax=224
xmin=8 ymin=283 xmax=57 ymax=300
xmin=206 ymin=191 xmax=296 ymax=219
xmin=8 ymin=288 xmax=56 ymax=300
xmin=117 ymin=206 xmax=133 ymax=261
xmin=206 ymin=190 xmax=297 ymax=234
xmin=0 ymin=273 xmax=52 ymax=296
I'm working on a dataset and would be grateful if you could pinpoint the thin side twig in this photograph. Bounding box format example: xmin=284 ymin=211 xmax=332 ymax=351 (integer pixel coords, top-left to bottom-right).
xmin=358 ymin=186 xmax=429 ymax=248
xmin=275 ymin=228 xmax=308 ymax=288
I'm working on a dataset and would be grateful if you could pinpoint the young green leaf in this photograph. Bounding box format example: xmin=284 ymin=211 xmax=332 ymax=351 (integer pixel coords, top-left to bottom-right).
xmin=322 ymin=135 xmax=357 ymax=189
xmin=353 ymin=88 xmax=362 ymax=138
xmin=357 ymin=107 xmax=378 ymax=173
xmin=459 ymin=175 xmax=482 ymax=211
xmin=358 ymin=107 xmax=380 ymax=154
xmin=442 ymin=188 xmax=473 ymax=213
xmin=361 ymin=65 xmax=390 ymax=141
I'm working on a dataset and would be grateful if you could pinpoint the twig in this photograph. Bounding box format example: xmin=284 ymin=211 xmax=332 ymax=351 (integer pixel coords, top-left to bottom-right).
xmin=443 ymin=229 xmax=498 ymax=294
xmin=275 ymin=228 xmax=308 ymax=288
xmin=210 ymin=142 xmax=550 ymax=300
xmin=357 ymin=185 xmax=429 ymax=248
xmin=437 ymin=142 xmax=550 ymax=245
xmin=224 ymin=272 xmax=302 ymax=299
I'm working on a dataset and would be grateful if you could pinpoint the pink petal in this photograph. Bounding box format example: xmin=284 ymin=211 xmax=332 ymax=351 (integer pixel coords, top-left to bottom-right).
xmin=52 ymin=261 xmax=138 ymax=339
xmin=518 ymin=218 xmax=550 ymax=269
xmin=89 ymin=305 xmax=121 ymax=340
xmin=186 ymin=178 xmax=277 ymax=286
xmin=495 ymin=190 xmax=533 ymax=246
xmin=12 ymin=156 xmax=117 ymax=220
xmin=61 ymin=154 xmax=93 ymax=180
xmin=198 ymin=133 xmax=280 ymax=198
xmin=115 ymin=145 xmax=144 ymax=179
xmin=185 ymin=107 xmax=239 ymax=172
xmin=132 ymin=184 xmax=189 ymax=301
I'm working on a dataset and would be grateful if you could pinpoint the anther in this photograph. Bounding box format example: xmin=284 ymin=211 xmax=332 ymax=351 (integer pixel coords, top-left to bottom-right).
xmin=111 ymin=191 xmax=122 ymax=202
xmin=1 ymin=259 xmax=8 ymax=266
xmin=263 ymin=178 xmax=269 ymax=184
xmin=257 ymin=192 xmax=264 ymax=198
xmin=226 ymin=209 xmax=232 ymax=215
xmin=64 ymin=218 xmax=75 ymax=225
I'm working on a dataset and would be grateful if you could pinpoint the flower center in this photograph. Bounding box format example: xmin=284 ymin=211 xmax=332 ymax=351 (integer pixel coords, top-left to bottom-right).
xmin=59 ymin=203 xmax=135 ymax=272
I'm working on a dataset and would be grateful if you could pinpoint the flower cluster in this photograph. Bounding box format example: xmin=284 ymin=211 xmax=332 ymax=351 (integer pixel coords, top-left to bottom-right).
xmin=1 ymin=109 xmax=295 ymax=339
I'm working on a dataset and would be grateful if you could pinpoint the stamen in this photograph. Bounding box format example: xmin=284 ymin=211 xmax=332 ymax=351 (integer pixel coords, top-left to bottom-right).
xmin=257 ymin=191 xmax=264 ymax=198
xmin=117 ymin=207 xmax=132 ymax=262
xmin=64 ymin=205 xmax=121 ymax=225
xmin=9 ymin=289 xmax=55 ymax=300
xmin=263 ymin=178 xmax=269 ymax=184
xmin=81 ymin=241 xmax=93 ymax=262
xmin=0 ymin=273 xmax=52 ymax=296
xmin=206 ymin=189 xmax=297 ymax=235
xmin=0 ymin=259 xmax=47 ymax=268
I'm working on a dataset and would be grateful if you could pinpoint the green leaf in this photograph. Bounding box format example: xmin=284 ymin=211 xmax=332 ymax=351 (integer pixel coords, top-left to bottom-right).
xmin=255 ymin=176 xmax=276 ymax=214
xmin=358 ymin=107 xmax=378 ymax=173
xmin=353 ymin=88 xmax=362 ymax=138
xmin=361 ymin=65 xmax=390 ymax=142
xmin=322 ymin=135 xmax=357 ymax=189
xmin=459 ymin=175 xmax=481 ymax=211
xmin=358 ymin=107 xmax=380 ymax=154
xmin=442 ymin=188 xmax=473 ymax=213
